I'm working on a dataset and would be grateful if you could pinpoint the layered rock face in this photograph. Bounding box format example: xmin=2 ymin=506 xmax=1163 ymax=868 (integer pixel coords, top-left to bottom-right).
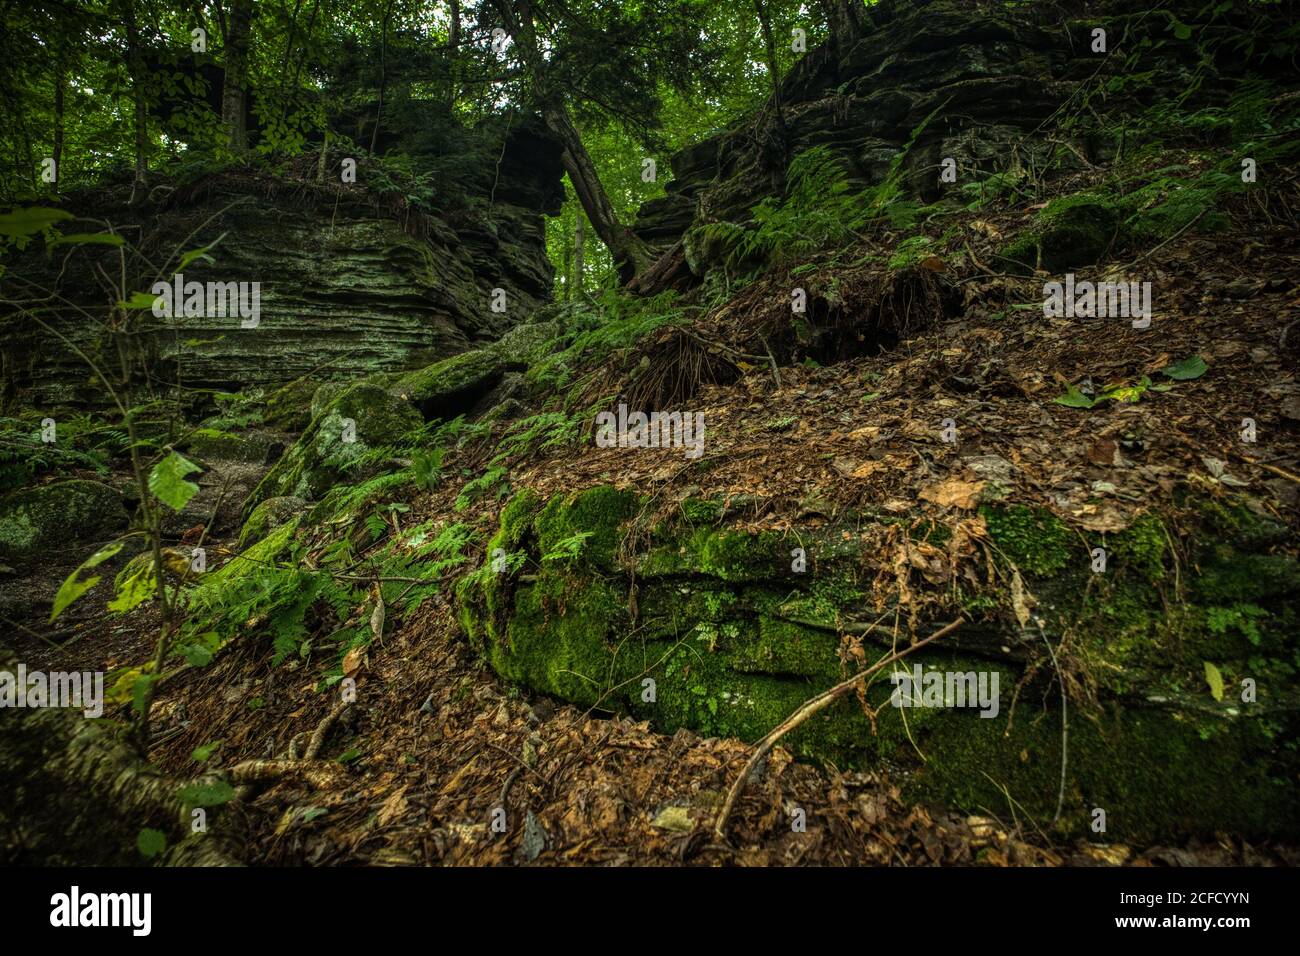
xmin=632 ymin=0 xmax=1275 ymax=281
xmin=2 ymin=120 xmax=564 ymax=408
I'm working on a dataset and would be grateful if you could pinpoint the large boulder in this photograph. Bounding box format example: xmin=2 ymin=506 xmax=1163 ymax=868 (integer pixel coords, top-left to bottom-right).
xmin=456 ymin=485 xmax=1300 ymax=843
xmin=0 ymin=480 xmax=128 ymax=563
xmin=243 ymin=384 xmax=422 ymax=515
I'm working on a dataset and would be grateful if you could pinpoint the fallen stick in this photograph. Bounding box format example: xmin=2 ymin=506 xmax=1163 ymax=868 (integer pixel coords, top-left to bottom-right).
xmin=713 ymin=617 xmax=964 ymax=841
xmin=228 ymin=758 xmax=348 ymax=790
xmin=304 ymin=701 xmax=353 ymax=760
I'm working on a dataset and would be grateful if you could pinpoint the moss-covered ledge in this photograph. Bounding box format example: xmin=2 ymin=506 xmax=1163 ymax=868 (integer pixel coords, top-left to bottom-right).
xmin=454 ymin=485 xmax=1300 ymax=842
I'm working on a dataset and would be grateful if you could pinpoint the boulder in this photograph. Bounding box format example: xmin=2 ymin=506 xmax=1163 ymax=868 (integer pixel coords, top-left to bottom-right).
xmin=0 ymin=480 xmax=128 ymax=563
xmin=243 ymin=384 xmax=422 ymax=515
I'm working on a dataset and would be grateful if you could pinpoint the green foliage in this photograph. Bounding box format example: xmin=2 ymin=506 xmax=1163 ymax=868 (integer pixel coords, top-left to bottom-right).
xmin=542 ymin=531 xmax=594 ymax=564
xmin=148 ymin=452 xmax=202 ymax=512
xmin=528 ymin=289 xmax=690 ymax=393
xmin=136 ymin=828 xmax=167 ymax=859
xmin=0 ymin=416 xmax=114 ymax=492
xmin=50 ymin=540 xmax=126 ymax=622
xmin=695 ymin=145 xmax=869 ymax=278
xmin=455 ymin=466 xmax=509 ymax=512
xmin=411 ymin=447 xmax=444 ymax=491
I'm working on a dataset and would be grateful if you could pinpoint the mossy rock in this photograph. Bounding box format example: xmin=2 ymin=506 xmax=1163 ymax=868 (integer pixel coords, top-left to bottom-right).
xmin=242 ymin=384 xmax=421 ymax=517
xmin=390 ymin=349 xmax=511 ymax=421
xmin=310 ymin=383 xmax=351 ymax=422
xmin=0 ymin=480 xmax=128 ymax=562
xmin=239 ymin=495 xmax=309 ymax=549
xmin=193 ymin=519 xmax=300 ymax=596
xmin=455 ymin=485 xmax=1300 ymax=841
xmin=490 ymin=320 xmax=562 ymax=366
xmin=996 ymin=191 xmax=1122 ymax=274
xmin=183 ymin=427 xmax=279 ymax=465
xmin=263 ymin=376 xmax=324 ymax=432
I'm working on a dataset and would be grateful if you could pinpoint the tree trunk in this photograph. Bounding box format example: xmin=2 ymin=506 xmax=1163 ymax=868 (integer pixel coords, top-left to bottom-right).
xmin=52 ymin=62 xmax=65 ymax=189
xmin=369 ymin=0 xmax=393 ymax=154
xmin=494 ymin=0 xmax=649 ymax=283
xmin=545 ymin=103 xmax=648 ymax=284
xmin=573 ymin=212 xmax=585 ymax=298
xmin=222 ymin=0 xmax=255 ymax=153
xmin=0 ymin=644 xmax=239 ymax=865
xmin=444 ymin=0 xmax=461 ymax=111
xmin=120 ymin=0 xmax=148 ymax=202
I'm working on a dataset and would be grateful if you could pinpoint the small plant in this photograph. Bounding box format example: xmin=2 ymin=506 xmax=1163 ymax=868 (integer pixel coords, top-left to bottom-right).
xmin=411 ymin=447 xmax=444 ymax=491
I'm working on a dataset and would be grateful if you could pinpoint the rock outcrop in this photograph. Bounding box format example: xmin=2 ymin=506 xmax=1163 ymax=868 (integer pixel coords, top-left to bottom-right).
xmin=2 ymin=120 xmax=564 ymax=409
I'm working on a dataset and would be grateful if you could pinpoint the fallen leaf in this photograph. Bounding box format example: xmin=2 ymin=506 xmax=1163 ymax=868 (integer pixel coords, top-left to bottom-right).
xmin=920 ymin=478 xmax=985 ymax=509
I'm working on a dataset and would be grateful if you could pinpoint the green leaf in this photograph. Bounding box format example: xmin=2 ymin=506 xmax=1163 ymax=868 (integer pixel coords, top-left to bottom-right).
xmin=51 ymin=541 xmax=125 ymax=622
xmin=137 ymin=827 xmax=167 ymax=859
xmin=149 ymin=451 xmax=202 ymax=511
xmin=107 ymin=562 xmax=155 ymax=613
xmin=49 ymin=232 xmax=124 ymax=247
xmin=177 ymin=779 xmax=237 ymax=807
xmin=1052 ymin=384 xmax=1095 ymax=409
xmin=131 ymin=672 xmax=157 ymax=714
xmin=179 ymin=643 xmax=214 ymax=666
xmin=1161 ymin=354 xmax=1207 ymax=380
xmin=1098 ymin=382 xmax=1146 ymax=404
xmin=118 ymin=291 xmax=159 ymax=310
xmin=1204 ymin=661 xmax=1225 ymax=702
xmin=177 ymin=240 xmax=219 ymax=272
xmin=191 ymin=740 xmax=223 ymax=763
xmin=0 ymin=206 xmax=73 ymax=238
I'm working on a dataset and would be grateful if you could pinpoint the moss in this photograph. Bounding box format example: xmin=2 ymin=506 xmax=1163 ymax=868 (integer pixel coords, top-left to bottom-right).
xmin=194 ymin=519 xmax=299 ymax=592
xmin=485 ymin=569 xmax=627 ymax=709
xmin=1197 ymin=496 xmax=1289 ymax=551
xmin=680 ymin=497 xmax=724 ymax=524
xmin=239 ymin=496 xmax=308 ymax=549
xmin=390 ymin=349 xmax=503 ymax=412
xmin=1110 ymin=512 xmax=1167 ymax=582
xmin=453 ymin=485 xmax=1300 ymax=841
xmin=244 ymin=384 xmax=421 ymax=517
xmin=0 ymin=479 xmax=128 ymax=562
xmin=263 ymin=376 xmax=324 ymax=432
xmin=997 ymin=191 xmax=1122 ymax=274
xmin=184 ymin=427 xmax=274 ymax=465
xmin=1193 ymin=550 xmax=1300 ymax=604
xmin=729 ymin=616 xmax=839 ymax=677
xmin=693 ymin=527 xmax=791 ymax=582
xmin=981 ymin=504 xmax=1075 ymax=576
xmin=534 ymin=486 xmax=639 ymax=570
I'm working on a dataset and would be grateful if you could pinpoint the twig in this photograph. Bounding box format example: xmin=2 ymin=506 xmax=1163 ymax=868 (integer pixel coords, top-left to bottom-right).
xmin=303 ymin=700 xmax=352 ymax=760
xmin=713 ymin=617 xmax=963 ymax=841
xmin=1031 ymin=618 xmax=1068 ymax=827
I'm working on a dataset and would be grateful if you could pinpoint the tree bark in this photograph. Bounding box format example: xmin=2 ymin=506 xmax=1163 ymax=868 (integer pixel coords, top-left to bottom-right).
xmin=444 ymin=0 xmax=462 ymax=111
xmin=494 ymin=0 xmax=649 ymax=283
xmin=573 ymin=212 xmax=585 ymax=298
xmin=0 ymin=644 xmax=240 ymax=865
xmin=369 ymin=0 xmax=393 ymax=154
xmin=52 ymin=62 xmax=65 ymax=189
xmin=222 ymin=0 xmax=255 ymax=153
xmin=119 ymin=0 xmax=148 ymax=202
xmin=546 ymin=103 xmax=648 ymax=283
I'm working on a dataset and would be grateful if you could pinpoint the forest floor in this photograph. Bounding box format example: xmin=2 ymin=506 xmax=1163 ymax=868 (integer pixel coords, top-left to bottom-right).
xmin=10 ymin=191 xmax=1300 ymax=865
